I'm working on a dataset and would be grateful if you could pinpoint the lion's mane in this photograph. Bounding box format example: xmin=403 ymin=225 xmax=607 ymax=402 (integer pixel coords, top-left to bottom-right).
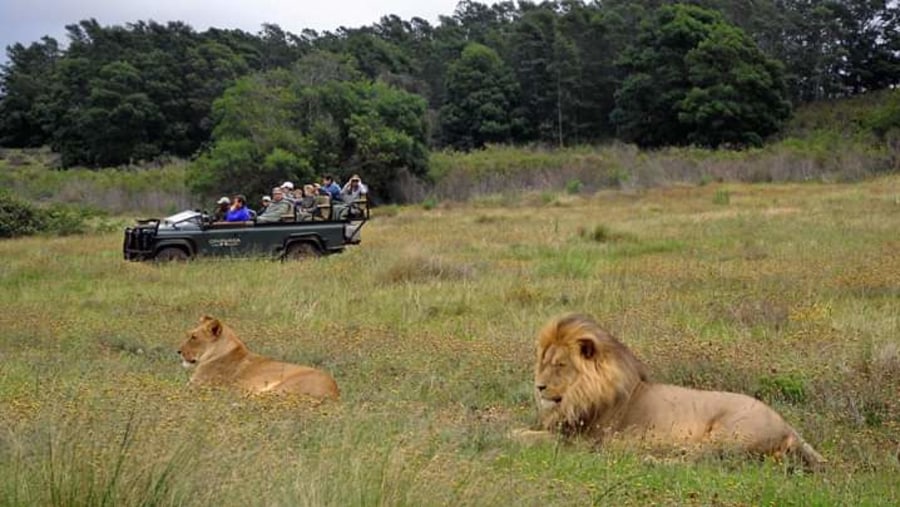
xmin=535 ymin=313 xmax=648 ymax=434
xmin=532 ymin=313 xmax=825 ymax=468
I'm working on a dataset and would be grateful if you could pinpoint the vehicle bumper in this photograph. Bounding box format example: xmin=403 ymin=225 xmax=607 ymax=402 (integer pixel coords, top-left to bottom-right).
xmin=123 ymin=227 xmax=156 ymax=261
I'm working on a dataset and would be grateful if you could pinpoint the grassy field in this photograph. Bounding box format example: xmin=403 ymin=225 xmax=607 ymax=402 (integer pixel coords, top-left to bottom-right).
xmin=1 ymin=177 xmax=898 ymax=506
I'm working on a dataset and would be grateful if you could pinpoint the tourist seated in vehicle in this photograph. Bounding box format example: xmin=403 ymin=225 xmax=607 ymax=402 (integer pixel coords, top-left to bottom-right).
xmin=296 ymin=184 xmax=319 ymax=221
xmin=258 ymin=195 xmax=271 ymax=215
xmin=281 ymin=181 xmax=297 ymax=204
xmin=257 ymin=187 xmax=293 ymax=223
xmin=320 ymin=174 xmax=342 ymax=201
xmin=225 ymin=194 xmax=252 ymax=222
xmin=340 ymin=174 xmax=367 ymax=203
xmin=291 ymin=187 xmax=304 ymax=204
xmin=340 ymin=175 xmax=368 ymax=219
xmin=213 ymin=196 xmax=230 ymax=221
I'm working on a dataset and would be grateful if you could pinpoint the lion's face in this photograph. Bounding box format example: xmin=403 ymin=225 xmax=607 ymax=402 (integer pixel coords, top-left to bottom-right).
xmin=177 ymin=316 xmax=223 ymax=368
xmin=533 ymin=314 xmax=647 ymax=431
xmin=535 ymin=342 xmax=591 ymax=410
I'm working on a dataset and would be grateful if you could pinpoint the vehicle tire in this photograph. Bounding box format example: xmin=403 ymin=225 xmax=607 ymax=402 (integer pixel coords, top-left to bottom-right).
xmin=155 ymin=246 xmax=189 ymax=262
xmin=284 ymin=241 xmax=321 ymax=261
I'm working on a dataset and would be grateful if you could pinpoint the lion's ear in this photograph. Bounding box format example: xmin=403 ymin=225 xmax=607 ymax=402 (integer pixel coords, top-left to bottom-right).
xmin=199 ymin=315 xmax=215 ymax=323
xmin=578 ymin=338 xmax=597 ymax=360
xmin=205 ymin=318 xmax=223 ymax=338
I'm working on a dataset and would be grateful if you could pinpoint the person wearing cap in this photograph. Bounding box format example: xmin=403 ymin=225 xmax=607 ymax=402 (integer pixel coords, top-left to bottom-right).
xmin=213 ymin=196 xmax=230 ymax=221
xmin=259 ymin=195 xmax=271 ymax=215
xmin=225 ymin=194 xmax=251 ymax=222
xmin=281 ymin=181 xmax=297 ymax=204
xmin=257 ymin=187 xmax=293 ymax=223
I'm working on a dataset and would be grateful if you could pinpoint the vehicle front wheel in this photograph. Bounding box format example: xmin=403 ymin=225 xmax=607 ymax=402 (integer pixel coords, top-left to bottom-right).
xmin=155 ymin=246 xmax=189 ymax=262
xmin=284 ymin=241 xmax=321 ymax=261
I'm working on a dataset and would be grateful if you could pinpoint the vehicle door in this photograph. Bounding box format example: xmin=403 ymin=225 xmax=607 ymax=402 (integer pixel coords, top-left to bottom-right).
xmin=200 ymin=225 xmax=246 ymax=257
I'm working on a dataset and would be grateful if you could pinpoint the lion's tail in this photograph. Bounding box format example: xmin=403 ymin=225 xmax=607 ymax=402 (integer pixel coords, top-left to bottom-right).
xmin=793 ymin=432 xmax=827 ymax=471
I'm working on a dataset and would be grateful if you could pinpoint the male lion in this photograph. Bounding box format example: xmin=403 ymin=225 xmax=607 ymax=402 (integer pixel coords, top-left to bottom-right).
xmin=519 ymin=313 xmax=825 ymax=468
xmin=177 ymin=315 xmax=339 ymax=399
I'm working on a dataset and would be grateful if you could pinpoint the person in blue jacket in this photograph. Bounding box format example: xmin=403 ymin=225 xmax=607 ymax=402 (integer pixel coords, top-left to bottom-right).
xmin=320 ymin=174 xmax=342 ymax=201
xmin=225 ymin=195 xmax=252 ymax=222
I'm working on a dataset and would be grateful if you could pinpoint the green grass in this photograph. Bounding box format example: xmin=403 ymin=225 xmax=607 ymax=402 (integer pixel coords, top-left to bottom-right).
xmin=1 ymin=177 xmax=899 ymax=505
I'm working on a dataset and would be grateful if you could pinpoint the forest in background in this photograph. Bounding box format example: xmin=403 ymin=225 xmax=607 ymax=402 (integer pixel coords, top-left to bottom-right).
xmin=1 ymin=0 xmax=899 ymax=202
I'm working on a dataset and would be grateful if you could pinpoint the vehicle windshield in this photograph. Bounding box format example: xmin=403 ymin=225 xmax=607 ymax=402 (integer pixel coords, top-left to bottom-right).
xmin=163 ymin=210 xmax=202 ymax=225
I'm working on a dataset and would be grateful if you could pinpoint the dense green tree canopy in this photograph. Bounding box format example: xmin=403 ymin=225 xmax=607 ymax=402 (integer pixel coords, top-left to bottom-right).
xmin=611 ymin=4 xmax=790 ymax=148
xmin=679 ymin=22 xmax=791 ymax=147
xmin=0 ymin=37 xmax=60 ymax=147
xmin=0 ymin=0 xmax=898 ymax=175
xmin=1 ymin=19 xmax=255 ymax=165
xmin=188 ymin=53 xmax=428 ymax=203
xmin=439 ymin=43 xmax=519 ymax=149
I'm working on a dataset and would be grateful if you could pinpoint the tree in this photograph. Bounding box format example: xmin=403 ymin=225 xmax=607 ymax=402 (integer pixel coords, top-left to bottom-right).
xmin=680 ymin=24 xmax=791 ymax=147
xmin=508 ymin=4 xmax=580 ymax=146
xmin=1 ymin=19 xmax=256 ymax=166
xmin=339 ymin=81 xmax=429 ymax=198
xmin=439 ymin=43 xmax=519 ymax=149
xmin=188 ymin=69 xmax=312 ymax=198
xmin=556 ymin=0 xmax=630 ymax=142
xmin=0 ymin=37 xmax=60 ymax=147
xmin=828 ymin=0 xmax=900 ymax=95
xmin=257 ymin=23 xmax=308 ymax=70
xmin=611 ymin=4 xmax=791 ymax=148
xmin=82 ymin=60 xmax=164 ymax=165
xmin=189 ymin=53 xmax=428 ymax=203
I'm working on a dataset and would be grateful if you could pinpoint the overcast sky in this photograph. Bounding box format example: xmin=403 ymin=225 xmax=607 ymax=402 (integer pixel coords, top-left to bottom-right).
xmin=1 ymin=0 xmax=488 ymax=63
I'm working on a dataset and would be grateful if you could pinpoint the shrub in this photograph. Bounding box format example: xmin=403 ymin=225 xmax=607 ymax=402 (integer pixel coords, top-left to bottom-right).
xmin=565 ymin=179 xmax=583 ymax=194
xmin=0 ymin=192 xmax=44 ymax=238
xmin=42 ymin=204 xmax=89 ymax=236
xmin=422 ymin=197 xmax=438 ymax=210
xmin=755 ymin=373 xmax=807 ymax=404
xmin=0 ymin=192 xmax=91 ymax=238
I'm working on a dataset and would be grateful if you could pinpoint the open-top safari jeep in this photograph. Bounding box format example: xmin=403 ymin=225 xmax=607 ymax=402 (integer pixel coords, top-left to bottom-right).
xmin=123 ymin=197 xmax=369 ymax=261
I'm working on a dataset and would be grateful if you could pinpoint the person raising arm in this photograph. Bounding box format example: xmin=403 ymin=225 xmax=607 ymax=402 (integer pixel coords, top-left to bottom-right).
xmin=224 ymin=195 xmax=251 ymax=222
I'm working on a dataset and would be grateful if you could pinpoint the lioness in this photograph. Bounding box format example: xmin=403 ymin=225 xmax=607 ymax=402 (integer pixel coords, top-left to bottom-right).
xmin=517 ymin=314 xmax=825 ymax=469
xmin=177 ymin=315 xmax=339 ymax=399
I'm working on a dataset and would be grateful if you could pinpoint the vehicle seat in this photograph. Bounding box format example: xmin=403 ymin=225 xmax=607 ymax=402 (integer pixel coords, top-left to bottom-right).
xmin=331 ymin=203 xmax=349 ymax=221
xmin=281 ymin=203 xmax=296 ymax=222
xmin=315 ymin=195 xmax=331 ymax=221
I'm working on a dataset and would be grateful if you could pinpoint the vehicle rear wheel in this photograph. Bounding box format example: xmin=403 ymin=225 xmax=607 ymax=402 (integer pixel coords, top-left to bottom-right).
xmin=155 ymin=246 xmax=189 ymax=262
xmin=284 ymin=241 xmax=321 ymax=261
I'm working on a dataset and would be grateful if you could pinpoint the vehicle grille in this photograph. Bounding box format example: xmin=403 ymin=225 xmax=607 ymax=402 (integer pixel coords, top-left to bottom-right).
xmin=123 ymin=226 xmax=157 ymax=260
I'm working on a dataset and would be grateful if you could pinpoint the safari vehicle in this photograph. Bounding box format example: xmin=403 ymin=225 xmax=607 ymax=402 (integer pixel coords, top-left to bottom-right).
xmin=123 ymin=199 xmax=368 ymax=262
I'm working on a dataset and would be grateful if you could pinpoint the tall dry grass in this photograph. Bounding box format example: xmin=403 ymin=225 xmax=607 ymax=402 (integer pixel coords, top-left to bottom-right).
xmin=0 ymin=148 xmax=192 ymax=215
xmin=1 ymin=177 xmax=899 ymax=505
xmin=427 ymin=137 xmax=894 ymax=202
